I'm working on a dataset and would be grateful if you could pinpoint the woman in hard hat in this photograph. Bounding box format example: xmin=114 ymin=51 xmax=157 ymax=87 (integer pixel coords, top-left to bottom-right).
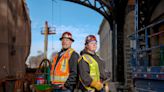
xmin=78 ymin=35 xmax=109 ymax=92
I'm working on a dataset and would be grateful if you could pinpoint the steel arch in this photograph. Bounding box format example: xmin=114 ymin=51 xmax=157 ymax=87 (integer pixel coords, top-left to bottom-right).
xmin=63 ymin=0 xmax=113 ymax=28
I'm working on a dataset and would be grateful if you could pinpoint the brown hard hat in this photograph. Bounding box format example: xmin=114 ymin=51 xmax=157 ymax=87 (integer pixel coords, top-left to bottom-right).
xmin=60 ymin=32 xmax=74 ymax=42
xmin=85 ymin=35 xmax=97 ymax=45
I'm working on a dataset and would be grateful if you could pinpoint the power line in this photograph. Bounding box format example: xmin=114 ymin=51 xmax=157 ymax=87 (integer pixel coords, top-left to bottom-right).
xmin=51 ymin=0 xmax=55 ymax=50
xmin=51 ymin=0 xmax=54 ymax=26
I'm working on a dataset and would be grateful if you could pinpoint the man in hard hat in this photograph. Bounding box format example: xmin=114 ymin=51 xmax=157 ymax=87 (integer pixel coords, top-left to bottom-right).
xmin=78 ymin=35 xmax=109 ymax=92
xmin=50 ymin=32 xmax=79 ymax=92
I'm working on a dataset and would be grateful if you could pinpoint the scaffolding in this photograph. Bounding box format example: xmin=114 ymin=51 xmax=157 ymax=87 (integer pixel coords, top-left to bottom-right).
xmin=129 ymin=0 xmax=164 ymax=91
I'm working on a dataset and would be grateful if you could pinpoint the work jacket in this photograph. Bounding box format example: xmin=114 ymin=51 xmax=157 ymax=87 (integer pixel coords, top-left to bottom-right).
xmin=51 ymin=48 xmax=79 ymax=90
xmin=78 ymin=50 xmax=107 ymax=91
xmin=79 ymin=54 xmax=100 ymax=91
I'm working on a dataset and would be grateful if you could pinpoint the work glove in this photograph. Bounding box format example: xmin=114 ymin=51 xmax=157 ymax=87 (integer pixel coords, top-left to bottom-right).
xmin=105 ymin=83 xmax=109 ymax=92
xmin=90 ymin=81 xmax=103 ymax=91
xmin=58 ymin=84 xmax=67 ymax=90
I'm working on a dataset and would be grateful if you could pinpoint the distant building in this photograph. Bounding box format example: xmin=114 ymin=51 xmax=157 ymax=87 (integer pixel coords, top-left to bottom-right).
xmin=0 ymin=0 xmax=31 ymax=79
xmin=28 ymin=54 xmax=44 ymax=68
xmin=98 ymin=19 xmax=112 ymax=78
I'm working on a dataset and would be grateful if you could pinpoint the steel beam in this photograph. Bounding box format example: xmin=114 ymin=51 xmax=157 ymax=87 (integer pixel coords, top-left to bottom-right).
xmin=64 ymin=0 xmax=113 ymax=28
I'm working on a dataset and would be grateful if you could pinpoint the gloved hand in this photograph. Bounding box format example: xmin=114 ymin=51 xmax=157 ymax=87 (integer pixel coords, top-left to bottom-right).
xmin=58 ymin=84 xmax=67 ymax=90
xmin=105 ymin=83 xmax=109 ymax=92
xmin=90 ymin=81 xmax=103 ymax=91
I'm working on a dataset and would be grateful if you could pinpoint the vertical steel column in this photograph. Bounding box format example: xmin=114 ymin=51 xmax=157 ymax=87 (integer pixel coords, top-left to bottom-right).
xmin=135 ymin=0 xmax=139 ymax=66
xmin=145 ymin=27 xmax=149 ymax=66
xmin=145 ymin=28 xmax=148 ymax=49
xmin=112 ymin=20 xmax=117 ymax=82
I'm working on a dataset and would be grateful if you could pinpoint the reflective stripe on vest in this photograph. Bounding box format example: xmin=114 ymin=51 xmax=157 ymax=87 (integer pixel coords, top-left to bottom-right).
xmin=80 ymin=54 xmax=100 ymax=91
xmin=50 ymin=48 xmax=74 ymax=84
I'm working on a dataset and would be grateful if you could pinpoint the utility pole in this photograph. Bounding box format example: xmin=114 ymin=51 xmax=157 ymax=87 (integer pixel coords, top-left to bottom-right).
xmin=41 ymin=21 xmax=56 ymax=59
xmin=39 ymin=21 xmax=56 ymax=84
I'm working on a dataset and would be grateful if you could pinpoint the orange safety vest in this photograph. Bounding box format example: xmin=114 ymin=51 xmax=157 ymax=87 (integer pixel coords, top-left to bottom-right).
xmin=50 ymin=48 xmax=74 ymax=84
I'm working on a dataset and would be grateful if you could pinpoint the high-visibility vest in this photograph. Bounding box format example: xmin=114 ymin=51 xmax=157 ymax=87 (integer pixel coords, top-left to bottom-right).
xmin=79 ymin=54 xmax=100 ymax=91
xmin=50 ymin=48 xmax=74 ymax=84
